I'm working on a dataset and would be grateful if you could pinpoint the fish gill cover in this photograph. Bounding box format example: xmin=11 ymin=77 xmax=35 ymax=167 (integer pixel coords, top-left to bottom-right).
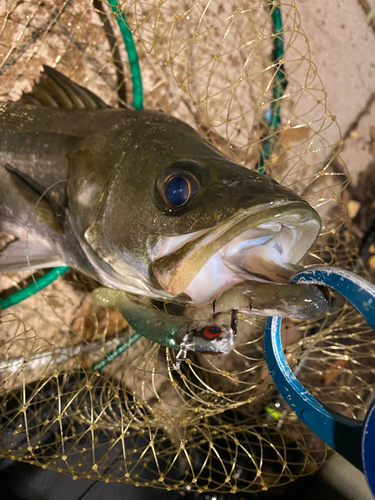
xmin=0 ymin=0 xmax=372 ymax=494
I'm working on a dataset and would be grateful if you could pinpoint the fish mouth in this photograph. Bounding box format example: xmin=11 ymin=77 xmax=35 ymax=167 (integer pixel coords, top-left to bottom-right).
xmin=152 ymin=201 xmax=321 ymax=307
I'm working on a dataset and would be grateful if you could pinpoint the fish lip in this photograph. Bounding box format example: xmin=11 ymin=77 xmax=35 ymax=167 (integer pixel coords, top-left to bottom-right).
xmin=152 ymin=200 xmax=321 ymax=296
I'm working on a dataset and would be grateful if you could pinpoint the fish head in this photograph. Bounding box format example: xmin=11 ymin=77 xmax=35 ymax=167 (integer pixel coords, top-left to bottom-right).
xmin=68 ymin=109 xmax=321 ymax=306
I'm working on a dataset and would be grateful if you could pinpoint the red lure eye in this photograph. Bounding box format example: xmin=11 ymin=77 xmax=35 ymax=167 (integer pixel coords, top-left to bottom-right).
xmin=202 ymin=325 xmax=224 ymax=339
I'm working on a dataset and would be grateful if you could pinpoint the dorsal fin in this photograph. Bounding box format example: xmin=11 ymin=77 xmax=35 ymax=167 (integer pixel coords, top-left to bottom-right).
xmin=18 ymin=65 xmax=109 ymax=110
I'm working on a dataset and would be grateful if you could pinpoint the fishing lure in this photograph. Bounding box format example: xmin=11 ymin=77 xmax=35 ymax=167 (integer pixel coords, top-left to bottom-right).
xmin=92 ymin=288 xmax=234 ymax=369
xmin=92 ymin=275 xmax=330 ymax=369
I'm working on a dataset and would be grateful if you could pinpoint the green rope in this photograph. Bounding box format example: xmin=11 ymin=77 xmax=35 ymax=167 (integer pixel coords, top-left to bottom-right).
xmin=92 ymin=332 xmax=142 ymax=371
xmin=107 ymin=0 xmax=143 ymax=110
xmin=258 ymin=2 xmax=286 ymax=174
xmin=0 ymin=266 xmax=69 ymax=310
xmin=269 ymin=5 xmax=285 ymax=130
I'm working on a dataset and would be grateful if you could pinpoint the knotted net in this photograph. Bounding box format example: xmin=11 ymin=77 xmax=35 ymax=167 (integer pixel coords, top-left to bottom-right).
xmin=0 ymin=0 xmax=372 ymax=494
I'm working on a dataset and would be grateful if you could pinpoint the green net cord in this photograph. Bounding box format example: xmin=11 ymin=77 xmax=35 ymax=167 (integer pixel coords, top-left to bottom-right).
xmin=258 ymin=2 xmax=286 ymax=174
xmin=92 ymin=332 xmax=142 ymax=371
xmin=108 ymin=0 xmax=143 ymax=110
xmin=0 ymin=266 xmax=70 ymax=310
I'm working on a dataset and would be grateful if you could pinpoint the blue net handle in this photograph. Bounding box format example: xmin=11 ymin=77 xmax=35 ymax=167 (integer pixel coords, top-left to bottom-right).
xmin=264 ymin=265 xmax=375 ymax=478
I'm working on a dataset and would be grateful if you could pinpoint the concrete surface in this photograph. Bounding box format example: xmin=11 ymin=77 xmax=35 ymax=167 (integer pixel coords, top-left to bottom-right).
xmin=297 ymin=0 xmax=375 ymax=133
xmin=339 ymin=96 xmax=375 ymax=185
xmin=296 ymin=0 xmax=375 ymax=185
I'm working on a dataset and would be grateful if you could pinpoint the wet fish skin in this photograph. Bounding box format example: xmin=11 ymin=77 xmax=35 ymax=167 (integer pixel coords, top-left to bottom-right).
xmin=67 ymin=108 xmax=305 ymax=279
xmin=0 ymin=66 xmax=321 ymax=304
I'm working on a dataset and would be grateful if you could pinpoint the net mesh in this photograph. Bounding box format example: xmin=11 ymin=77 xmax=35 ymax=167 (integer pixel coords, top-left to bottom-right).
xmin=0 ymin=0 xmax=371 ymax=494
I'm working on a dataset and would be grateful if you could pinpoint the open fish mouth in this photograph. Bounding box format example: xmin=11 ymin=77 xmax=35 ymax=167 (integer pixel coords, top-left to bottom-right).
xmin=152 ymin=201 xmax=321 ymax=307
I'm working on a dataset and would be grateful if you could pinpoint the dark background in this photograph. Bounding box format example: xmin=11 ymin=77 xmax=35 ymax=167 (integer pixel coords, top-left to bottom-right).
xmin=0 ymin=453 xmax=371 ymax=500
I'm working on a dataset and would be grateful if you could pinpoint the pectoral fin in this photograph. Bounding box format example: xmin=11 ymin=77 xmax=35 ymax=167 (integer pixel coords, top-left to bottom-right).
xmin=0 ymin=240 xmax=64 ymax=272
xmin=4 ymin=163 xmax=66 ymax=233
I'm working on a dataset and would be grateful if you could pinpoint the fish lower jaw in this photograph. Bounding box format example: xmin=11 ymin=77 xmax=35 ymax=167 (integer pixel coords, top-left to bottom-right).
xmin=182 ymin=221 xmax=315 ymax=308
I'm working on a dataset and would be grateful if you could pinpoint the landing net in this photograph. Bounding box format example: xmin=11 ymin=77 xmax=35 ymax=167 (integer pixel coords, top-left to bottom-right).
xmin=0 ymin=0 xmax=371 ymax=493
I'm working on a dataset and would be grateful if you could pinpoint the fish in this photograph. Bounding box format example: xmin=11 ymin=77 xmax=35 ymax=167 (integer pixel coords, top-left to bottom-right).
xmin=0 ymin=66 xmax=325 ymax=317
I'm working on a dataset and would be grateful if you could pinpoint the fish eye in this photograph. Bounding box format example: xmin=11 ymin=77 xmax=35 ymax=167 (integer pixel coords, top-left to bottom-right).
xmin=157 ymin=163 xmax=201 ymax=212
xmin=165 ymin=175 xmax=191 ymax=207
